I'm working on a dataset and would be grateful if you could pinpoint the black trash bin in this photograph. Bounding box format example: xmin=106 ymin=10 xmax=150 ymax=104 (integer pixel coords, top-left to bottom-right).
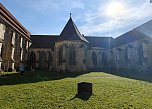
xmin=78 ymin=82 xmax=92 ymax=96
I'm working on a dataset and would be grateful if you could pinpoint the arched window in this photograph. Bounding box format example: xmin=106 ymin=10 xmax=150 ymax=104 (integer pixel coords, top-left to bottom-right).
xmin=110 ymin=50 xmax=114 ymax=62
xmin=137 ymin=45 xmax=144 ymax=65
xmin=59 ymin=46 xmax=63 ymax=65
xmin=29 ymin=52 xmax=36 ymax=68
xmin=69 ymin=46 xmax=76 ymax=65
xmin=102 ymin=53 xmax=107 ymax=66
xmin=92 ymin=52 xmax=97 ymax=65
xmin=99 ymin=52 xmax=102 ymax=64
xmin=125 ymin=48 xmax=128 ymax=63
xmin=39 ymin=51 xmax=46 ymax=69
xmin=125 ymin=45 xmax=134 ymax=63
xmin=115 ymin=48 xmax=122 ymax=61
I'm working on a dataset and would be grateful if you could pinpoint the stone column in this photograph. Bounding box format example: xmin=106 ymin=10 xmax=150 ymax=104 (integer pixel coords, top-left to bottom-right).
xmin=14 ymin=33 xmax=21 ymax=70
xmin=3 ymin=27 xmax=15 ymax=71
xmin=0 ymin=23 xmax=6 ymax=71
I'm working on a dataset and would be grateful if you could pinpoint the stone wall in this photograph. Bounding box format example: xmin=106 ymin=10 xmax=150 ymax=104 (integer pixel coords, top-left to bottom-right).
xmin=86 ymin=48 xmax=109 ymax=71
xmin=0 ymin=23 xmax=5 ymax=71
xmin=111 ymin=37 xmax=152 ymax=72
xmin=54 ymin=40 xmax=88 ymax=72
xmin=29 ymin=48 xmax=52 ymax=70
xmin=29 ymin=37 xmax=152 ymax=73
xmin=0 ymin=23 xmax=31 ymax=71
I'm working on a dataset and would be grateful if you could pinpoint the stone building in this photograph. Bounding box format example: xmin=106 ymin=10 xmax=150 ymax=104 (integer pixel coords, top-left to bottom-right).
xmin=1 ymin=3 xmax=152 ymax=73
xmin=30 ymin=15 xmax=152 ymax=73
xmin=0 ymin=4 xmax=31 ymax=71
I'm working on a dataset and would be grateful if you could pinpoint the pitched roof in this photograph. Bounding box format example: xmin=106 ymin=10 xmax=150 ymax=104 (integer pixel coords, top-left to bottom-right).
xmin=30 ymin=35 xmax=58 ymax=49
xmin=58 ymin=17 xmax=89 ymax=43
xmin=0 ymin=3 xmax=31 ymax=41
xmin=115 ymin=19 xmax=152 ymax=47
xmin=86 ymin=36 xmax=114 ymax=49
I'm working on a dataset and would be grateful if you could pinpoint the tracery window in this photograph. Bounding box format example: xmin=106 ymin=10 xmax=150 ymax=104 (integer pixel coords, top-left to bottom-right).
xmin=92 ymin=52 xmax=97 ymax=65
xmin=102 ymin=53 xmax=107 ymax=65
xmin=69 ymin=46 xmax=76 ymax=65
xmin=137 ymin=45 xmax=144 ymax=65
xmin=59 ymin=46 xmax=63 ymax=65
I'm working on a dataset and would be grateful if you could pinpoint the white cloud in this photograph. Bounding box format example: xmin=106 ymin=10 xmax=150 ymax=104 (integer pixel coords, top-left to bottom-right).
xmin=79 ymin=0 xmax=152 ymax=37
xmin=16 ymin=0 xmax=84 ymax=12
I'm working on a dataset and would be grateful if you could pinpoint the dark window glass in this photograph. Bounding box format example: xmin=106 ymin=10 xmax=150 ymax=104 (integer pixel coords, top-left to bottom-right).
xmin=69 ymin=46 xmax=76 ymax=65
xmin=102 ymin=53 xmax=107 ymax=65
xmin=137 ymin=45 xmax=144 ymax=65
xmin=92 ymin=52 xmax=97 ymax=65
xmin=59 ymin=46 xmax=63 ymax=65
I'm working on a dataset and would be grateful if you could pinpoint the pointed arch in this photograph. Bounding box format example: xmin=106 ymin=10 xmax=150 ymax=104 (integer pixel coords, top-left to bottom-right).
xmin=59 ymin=45 xmax=63 ymax=65
xmin=92 ymin=52 xmax=97 ymax=65
xmin=39 ymin=51 xmax=46 ymax=69
xmin=125 ymin=45 xmax=133 ymax=63
xmin=125 ymin=48 xmax=128 ymax=63
xmin=102 ymin=53 xmax=107 ymax=66
xmin=29 ymin=52 xmax=36 ymax=68
xmin=137 ymin=44 xmax=144 ymax=65
xmin=69 ymin=46 xmax=76 ymax=65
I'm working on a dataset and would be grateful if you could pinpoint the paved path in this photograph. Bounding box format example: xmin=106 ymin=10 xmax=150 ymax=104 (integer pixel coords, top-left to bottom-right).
xmin=77 ymin=76 xmax=118 ymax=78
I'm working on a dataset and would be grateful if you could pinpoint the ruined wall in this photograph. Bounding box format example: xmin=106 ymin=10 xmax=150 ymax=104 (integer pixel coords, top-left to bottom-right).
xmin=29 ymin=48 xmax=52 ymax=70
xmin=0 ymin=23 xmax=31 ymax=71
xmin=86 ymin=48 xmax=109 ymax=71
xmin=111 ymin=37 xmax=152 ymax=73
xmin=0 ymin=23 xmax=5 ymax=71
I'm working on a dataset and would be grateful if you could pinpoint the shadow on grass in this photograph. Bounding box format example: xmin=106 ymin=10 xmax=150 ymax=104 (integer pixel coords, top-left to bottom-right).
xmin=70 ymin=93 xmax=92 ymax=101
xmin=0 ymin=71 xmax=87 ymax=86
xmin=102 ymin=69 xmax=152 ymax=83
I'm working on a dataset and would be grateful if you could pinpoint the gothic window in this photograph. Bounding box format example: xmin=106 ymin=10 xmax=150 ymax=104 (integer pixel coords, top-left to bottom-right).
xmin=92 ymin=52 xmax=97 ymax=65
xmin=125 ymin=48 xmax=128 ymax=63
xmin=69 ymin=46 xmax=76 ymax=65
xmin=110 ymin=50 xmax=114 ymax=62
xmin=29 ymin=52 xmax=36 ymax=67
xmin=37 ymin=51 xmax=40 ymax=61
xmin=59 ymin=46 xmax=63 ymax=65
xmin=39 ymin=51 xmax=46 ymax=69
xmin=102 ymin=53 xmax=107 ymax=66
xmin=137 ymin=45 xmax=144 ymax=65
xmin=116 ymin=48 xmax=122 ymax=61
xmin=125 ymin=45 xmax=133 ymax=63
xmin=99 ymin=52 xmax=102 ymax=64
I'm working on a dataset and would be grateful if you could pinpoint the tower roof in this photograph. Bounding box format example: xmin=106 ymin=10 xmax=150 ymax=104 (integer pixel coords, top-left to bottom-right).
xmin=59 ymin=15 xmax=89 ymax=43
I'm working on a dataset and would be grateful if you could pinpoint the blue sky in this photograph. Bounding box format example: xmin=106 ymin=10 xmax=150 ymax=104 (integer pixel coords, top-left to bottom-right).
xmin=1 ymin=0 xmax=152 ymax=38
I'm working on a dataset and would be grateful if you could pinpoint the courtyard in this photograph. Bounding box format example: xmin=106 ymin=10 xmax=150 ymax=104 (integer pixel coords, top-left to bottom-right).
xmin=0 ymin=71 xmax=152 ymax=109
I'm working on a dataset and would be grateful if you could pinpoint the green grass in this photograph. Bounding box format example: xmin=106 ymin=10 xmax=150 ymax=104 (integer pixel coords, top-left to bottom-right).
xmin=0 ymin=71 xmax=152 ymax=109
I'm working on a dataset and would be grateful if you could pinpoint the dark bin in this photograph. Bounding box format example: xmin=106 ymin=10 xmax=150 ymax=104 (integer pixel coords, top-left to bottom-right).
xmin=78 ymin=82 xmax=92 ymax=95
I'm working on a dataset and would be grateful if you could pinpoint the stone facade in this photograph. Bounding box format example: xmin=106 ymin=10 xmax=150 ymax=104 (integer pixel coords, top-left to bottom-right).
xmin=29 ymin=16 xmax=152 ymax=73
xmin=0 ymin=4 xmax=31 ymax=71
xmin=2 ymin=3 xmax=151 ymax=73
xmin=111 ymin=38 xmax=152 ymax=72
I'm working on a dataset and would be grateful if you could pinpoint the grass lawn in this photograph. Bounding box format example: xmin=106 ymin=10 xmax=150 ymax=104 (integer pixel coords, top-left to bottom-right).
xmin=0 ymin=71 xmax=152 ymax=109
